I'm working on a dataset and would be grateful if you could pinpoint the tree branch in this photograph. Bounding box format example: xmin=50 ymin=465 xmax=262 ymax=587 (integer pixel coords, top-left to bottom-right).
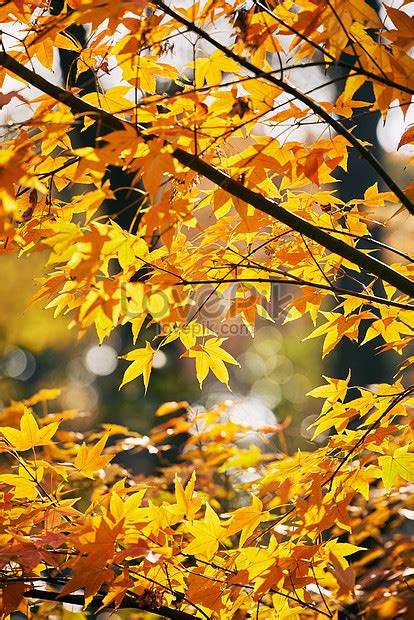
xmin=1 ymin=51 xmax=413 ymax=298
xmin=22 ymin=588 xmax=198 ymax=620
xmin=172 ymin=148 xmax=414 ymax=298
xmin=0 ymin=52 xmax=124 ymax=132
xmin=153 ymin=0 xmax=414 ymax=218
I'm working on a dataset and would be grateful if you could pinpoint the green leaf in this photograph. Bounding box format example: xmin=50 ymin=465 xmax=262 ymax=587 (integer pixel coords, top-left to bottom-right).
xmin=378 ymin=445 xmax=414 ymax=491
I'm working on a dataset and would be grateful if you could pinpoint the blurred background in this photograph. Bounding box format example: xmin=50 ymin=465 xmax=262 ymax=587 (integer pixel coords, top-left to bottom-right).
xmin=0 ymin=249 xmax=324 ymax=450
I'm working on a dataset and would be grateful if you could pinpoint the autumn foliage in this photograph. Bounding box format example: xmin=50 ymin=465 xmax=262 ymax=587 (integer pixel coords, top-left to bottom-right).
xmin=0 ymin=0 xmax=414 ymax=618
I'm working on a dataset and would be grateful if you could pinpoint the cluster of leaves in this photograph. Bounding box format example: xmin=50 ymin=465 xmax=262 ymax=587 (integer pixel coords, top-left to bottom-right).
xmin=0 ymin=0 xmax=414 ymax=617
xmin=0 ymin=0 xmax=414 ymax=388
xmin=0 ymin=387 xmax=413 ymax=619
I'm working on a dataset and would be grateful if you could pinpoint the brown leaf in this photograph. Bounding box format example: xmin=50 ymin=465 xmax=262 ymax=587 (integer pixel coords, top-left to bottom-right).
xmin=0 ymin=90 xmax=28 ymax=109
xmin=397 ymin=124 xmax=414 ymax=149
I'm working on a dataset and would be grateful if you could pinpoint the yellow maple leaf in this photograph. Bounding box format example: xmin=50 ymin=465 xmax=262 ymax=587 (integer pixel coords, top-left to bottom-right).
xmin=193 ymin=50 xmax=240 ymax=89
xmin=1 ymin=409 xmax=59 ymax=452
xmin=324 ymin=539 xmax=367 ymax=568
xmin=184 ymin=503 xmax=224 ymax=561
xmin=74 ymin=434 xmax=113 ymax=479
xmin=172 ymin=471 xmax=202 ymax=521
xmin=226 ymin=495 xmax=270 ymax=547
xmin=185 ymin=338 xmax=239 ymax=387
xmin=109 ymin=489 xmax=147 ymax=523
xmin=272 ymin=594 xmax=303 ymax=619
xmin=307 ymin=372 xmax=351 ymax=415
xmin=0 ymin=464 xmax=44 ymax=500
xmin=82 ymin=86 xmax=134 ymax=115
xmin=119 ymin=341 xmax=155 ymax=390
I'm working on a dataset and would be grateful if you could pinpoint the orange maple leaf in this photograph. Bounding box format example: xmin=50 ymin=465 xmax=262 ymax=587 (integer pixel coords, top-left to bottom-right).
xmin=74 ymin=434 xmax=113 ymax=479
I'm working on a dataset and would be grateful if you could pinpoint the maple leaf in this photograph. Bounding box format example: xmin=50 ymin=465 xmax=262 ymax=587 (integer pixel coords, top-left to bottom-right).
xmin=385 ymin=5 xmax=414 ymax=50
xmin=74 ymin=434 xmax=113 ymax=479
xmin=378 ymin=446 xmax=414 ymax=491
xmin=0 ymin=464 xmax=44 ymax=500
xmin=77 ymin=516 xmax=125 ymax=562
xmin=184 ymin=503 xmax=224 ymax=560
xmin=119 ymin=341 xmax=155 ymax=390
xmin=171 ymin=471 xmax=202 ymax=521
xmin=0 ymin=90 xmax=28 ymax=109
xmin=185 ymin=570 xmax=224 ymax=614
xmin=59 ymin=556 xmax=115 ymax=606
xmin=397 ymin=124 xmax=414 ymax=150
xmin=184 ymin=338 xmax=239 ymax=388
xmin=226 ymin=495 xmax=270 ymax=547
xmin=1 ymin=409 xmax=59 ymax=451
xmin=342 ymin=465 xmax=378 ymax=500
xmin=193 ymin=50 xmax=240 ymax=88
xmin=324 ymin=540 xmax=366 ymax=568
xmin=0 ymin=581 xmax=27 ymax=618
xmin=329 ymin=551 xmax=356 ymax=597
xmin=44 ymin=499 xmax=82 ymax=530
xmin=272 ymin=594 xmax=302 ymax=619
xmin=308 ymin=372 xmax=351 ymax=415
xmin=109 ymin=489 xmax=147 ymax=523
xmin=101 ymin=569 xmax=135 ymax=610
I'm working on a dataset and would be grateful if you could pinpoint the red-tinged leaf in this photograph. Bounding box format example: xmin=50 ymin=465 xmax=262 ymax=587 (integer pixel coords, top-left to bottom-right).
xmin=329 ymin=552 xmax=356 ymax=596
xmin=397 ymin=125 xmax=414 ymax=150
xmin=1 ymin=581 xmax=27 ymax=617
xmin=0 ymin=90 xmax=28 ymax=109
xmin=59 ymin=558 xmax=115 ymax=606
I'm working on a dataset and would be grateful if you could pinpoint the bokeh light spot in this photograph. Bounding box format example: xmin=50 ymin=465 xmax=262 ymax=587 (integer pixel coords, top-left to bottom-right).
xmin=152 ymin=349 xmax=167 ymax=369
xmin=85 ymin=345 xmax=118 ymax=376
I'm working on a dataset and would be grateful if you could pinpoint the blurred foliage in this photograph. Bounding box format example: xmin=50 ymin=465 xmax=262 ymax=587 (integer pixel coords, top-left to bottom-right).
xmin=0 ymin=252 xmax=74 ymax=353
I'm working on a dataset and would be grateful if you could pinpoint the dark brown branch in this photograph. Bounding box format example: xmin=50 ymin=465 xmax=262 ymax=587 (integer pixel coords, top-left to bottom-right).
xmin=0 ymin=52 xmax=125 ymax=132
xmin=1 ymin=51 xmax=414 ymax=298
xmin=318 ymin=227 xmax=414 ymax=263
xmin=22 ymin=588 xmax=197 ymax=620
xmin=172 ymin=148 xmax=414 ymax=298
xmin=153 ymin=0 xmax=414 ymax=218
